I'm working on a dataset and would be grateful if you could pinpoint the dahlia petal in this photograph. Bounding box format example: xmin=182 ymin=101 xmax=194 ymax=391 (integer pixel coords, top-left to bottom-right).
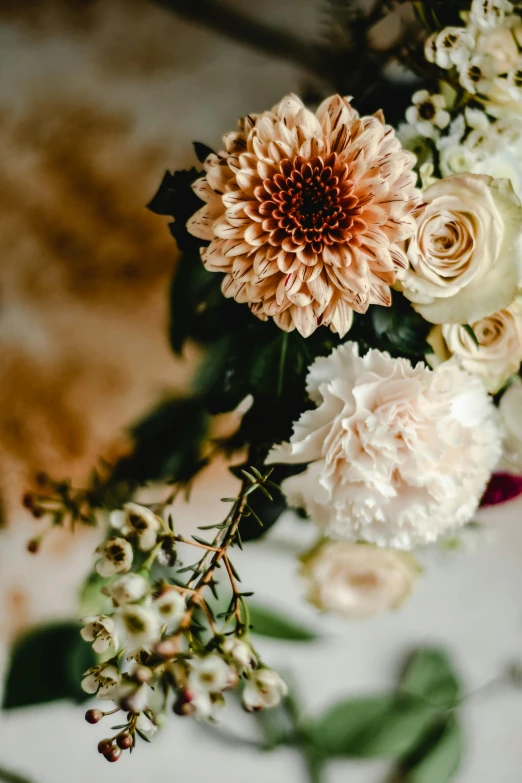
xmin=223 ymin=239 xmax=253 ymax=257
xmin=369 ymin=284 xmax=392 ymax=307
xmin=277 ymin=252 xmax=301 ymax=274
xmin=308 ymin=271 xmax=334 ymax=307
xmin=205 ymin=240 xmax=233 ymax=272
xmin=213 ymin=216 xmax=244 ymax=240
xmin=291 ymin=304 xmax=317 ymax=337
xmin=206 ymin=160 xmax=230 ymax=194
xmin=288 ymin=290 xmax=313 ymax=307
xmin=330 ymin=301 xmax=354 ymax=337
xmin=243 ymin=202 xmax=264 ymax=222
xmin=244 ymin=223 xmax=268 ymax=246
xmin=192 ymin=176 xmax=214 ymax=203
xmin=222 ymin=131 xmax=248 ymax=155
xmin=297 ymin=262 xmax=323 ymax=283
xmin=186 ymin=205 xmax=219 ymax=241
xmin=273 ymin=308 xmax=295 ymax=332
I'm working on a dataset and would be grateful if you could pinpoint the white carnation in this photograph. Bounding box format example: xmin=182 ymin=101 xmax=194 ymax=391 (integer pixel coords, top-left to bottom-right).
xmin=267 ymin=343 xmax=501 ymax=549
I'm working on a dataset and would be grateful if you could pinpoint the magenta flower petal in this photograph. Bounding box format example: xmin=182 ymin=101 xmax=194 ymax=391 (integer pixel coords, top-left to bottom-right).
xmin=481 ymin=472 xmax=522 ymax=507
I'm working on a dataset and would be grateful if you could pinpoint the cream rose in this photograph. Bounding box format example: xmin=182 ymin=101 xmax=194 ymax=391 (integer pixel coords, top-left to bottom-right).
xmin=499 ymin=381 xmax=522 ymax=470
xmin=400 ymin=174 xmax=522 ymax=325
xmin=428 ymin=301 xmax=522 ymax=393
xmin=301 ymin=541 xmax=419 ymax=618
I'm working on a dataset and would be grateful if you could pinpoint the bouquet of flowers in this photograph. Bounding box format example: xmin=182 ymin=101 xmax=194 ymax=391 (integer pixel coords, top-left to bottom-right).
xmin=10 ymin=0 xmax=522 ymax=780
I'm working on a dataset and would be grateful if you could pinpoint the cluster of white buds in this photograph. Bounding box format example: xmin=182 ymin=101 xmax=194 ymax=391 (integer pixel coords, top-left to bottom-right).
xmin=80 ymin=472 xmax=286 ymax=760
xmin=425 ymin=0 xmax=522 ymax=118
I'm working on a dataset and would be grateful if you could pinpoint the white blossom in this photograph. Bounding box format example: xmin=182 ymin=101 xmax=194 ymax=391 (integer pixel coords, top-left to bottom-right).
xmin=116 ymin=604 xmax=161 ymax=649
xmin=222 ymin=638 xmax=255 ymax=674
xmin=81 ymin=664 xmax=120 ymax=700
xmin=80 ymin=615 xmax=118 ymax=654
xmin=425 ymin=28 xmax=474 ymax=70
xmin=267 ymin=343 xmax=502 ymax=549
xmin=187 ymin=654 xmax=233 ymax=695
xmin=152 ymin=587 xmax=185 ymax=632
xmin=116 ymin=681 xmax=152 ymax=713
xmin=242 ymin=669 xmax=288 ymax=712
xmin=468 ymin=0 xmax=515 ymax=31
xmin=110 ymin=502 xmax=162 ymax=552
xmin=405 ymin=91 xmax=450 ymax=139
xmin=136 ymin=713 xmax=158 ymax=736
xmin=104 ymin=573 xmax=149 ymax=606
xmin=95 ymin=537 xmax=133 ymax=577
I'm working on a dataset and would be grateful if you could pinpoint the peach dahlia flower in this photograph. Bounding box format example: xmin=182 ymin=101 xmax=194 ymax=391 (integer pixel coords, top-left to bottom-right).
xmin=187 ymin=94 xmax=420 ymax=337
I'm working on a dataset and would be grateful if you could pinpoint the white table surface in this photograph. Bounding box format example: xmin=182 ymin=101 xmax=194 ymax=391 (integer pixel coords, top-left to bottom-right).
xmin=1 ymin=461 xmax=522 ymax=783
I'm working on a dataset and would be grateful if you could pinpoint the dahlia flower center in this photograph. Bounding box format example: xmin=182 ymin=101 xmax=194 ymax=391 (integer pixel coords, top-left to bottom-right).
xmin=263 ymin=154 xmax=361 ymax=252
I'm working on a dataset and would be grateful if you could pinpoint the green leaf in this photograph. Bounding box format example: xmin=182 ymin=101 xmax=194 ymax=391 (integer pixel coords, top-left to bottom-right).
xmin=371 ymin=295 xmax=432 ymax=359
xmin=400 ymin=648 xmax=460 ymax=707
xmin=405 ymin=719 xmax=462 ymax=783
xmin=462 ymin=324 xmax=479 ymax=347
xmin=248 ymin=603 xmax=318 ymax=642
xmin=3 ymin=622 xmax=96 ymax=709
xmin=146 ymin=168 xmax=203 ymax=253
xmin=193 ymin=141 xmax=214 ymax=164
xmin=111 ymin=397 xmax=209 ymax=485
xmin=309 ymin=695 xmax=441 ymax=758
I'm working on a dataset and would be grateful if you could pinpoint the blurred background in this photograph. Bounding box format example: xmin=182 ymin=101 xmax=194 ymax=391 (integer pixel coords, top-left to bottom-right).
xmin=0 ymin=1 xmax=522 ymax=781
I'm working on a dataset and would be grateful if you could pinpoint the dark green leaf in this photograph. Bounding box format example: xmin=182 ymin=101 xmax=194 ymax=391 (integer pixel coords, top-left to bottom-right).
xmin=146 ymin=168 xmax=202 ymax=253
xmin=111 ymin=397 xmax=208 ymax=485
xmin=309 ymin=695 xmax=442 ymax=758
xmin=3 ymin=622 xmax=95 ymax=709
xmin=405 ymin=718 xmax=462 ymax=783
xmin=400 ymin=648 xmax=460 ymax=707
xmin=248 ymin=602 xmax=318 ymax=642
xmin=462 ymin=324 xmax=479 ymax=347
xmin=230 ymin=462 xmax=302 ymax=542
xmin=193 ymin=141 xmax=214 ymax=163
xmin=370 ymin=294 xmax=431 ymax=359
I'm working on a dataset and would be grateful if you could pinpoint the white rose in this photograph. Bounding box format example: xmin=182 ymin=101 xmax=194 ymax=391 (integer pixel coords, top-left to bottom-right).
xmin=428 ymin=302 xmax=522 ymax=393
xmin=401 ymin=174 xmax=522 ymax=325
xmin=301 ymin=541 xmax=419 ymax=618
xmin=267 ymin=343 xmax=502 ymax=549
xmin=499 ymin=381 xmax=522 ymax=469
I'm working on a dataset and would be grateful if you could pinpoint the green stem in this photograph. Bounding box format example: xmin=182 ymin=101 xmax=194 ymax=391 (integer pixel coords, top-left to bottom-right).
xmin=277 ymin=333 xmax=289 ymax=399
xmin=303 ymin=752 xmax=324 ymax=783
xmin=0 ymin=766 xmax=35 ymax=783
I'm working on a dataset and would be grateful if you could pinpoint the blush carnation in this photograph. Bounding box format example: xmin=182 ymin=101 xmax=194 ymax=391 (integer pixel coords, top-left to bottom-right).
xmin=187 ymin=94 xmax=420 ymax=337
xmin=267 ymin=343 xmax=501 ymax=549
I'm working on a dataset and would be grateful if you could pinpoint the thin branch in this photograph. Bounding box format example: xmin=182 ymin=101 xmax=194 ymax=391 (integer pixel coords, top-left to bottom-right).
xmin=148 ymin=0 xmax=333 ymax=81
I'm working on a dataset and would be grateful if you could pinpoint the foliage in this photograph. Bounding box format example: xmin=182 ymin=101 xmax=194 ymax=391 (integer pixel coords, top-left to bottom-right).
xmin=247 ymin=603 xmax=319 ymax=642
xmin=111 ymin=396 xmax=209 ymax=486
xmin=299 ymin=646 xmax=462 ymax=780
xmin=3 ymin=623 xmax=96 ymax=709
